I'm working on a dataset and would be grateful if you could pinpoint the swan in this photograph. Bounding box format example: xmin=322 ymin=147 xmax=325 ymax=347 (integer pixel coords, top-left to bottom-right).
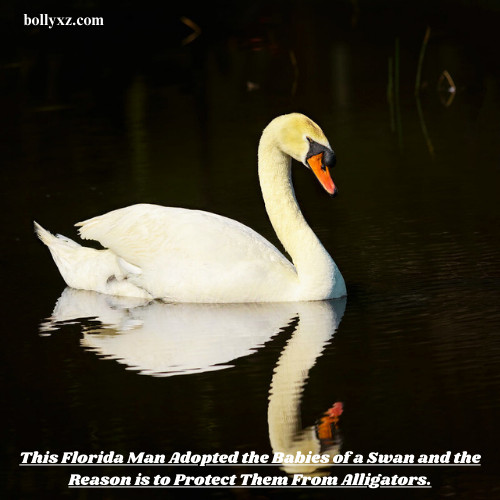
xmin=35 ymin=113 xmax=346 ymax=302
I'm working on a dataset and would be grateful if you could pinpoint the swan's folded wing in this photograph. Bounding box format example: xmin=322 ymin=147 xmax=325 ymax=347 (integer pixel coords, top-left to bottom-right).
xmin=77 ymin=204 xmax=168 ymax=261
xmin=76 ymin=203 xmax=295 ymax=276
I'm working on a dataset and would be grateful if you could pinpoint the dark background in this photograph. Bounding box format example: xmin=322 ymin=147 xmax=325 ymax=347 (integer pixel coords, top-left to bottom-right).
xmin=1 ymin=1 xmax=500 ymax=498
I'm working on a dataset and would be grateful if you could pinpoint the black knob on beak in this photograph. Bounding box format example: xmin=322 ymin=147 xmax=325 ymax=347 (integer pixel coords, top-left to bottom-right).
xmin=324 ymin=150 xmax=336 ymax=168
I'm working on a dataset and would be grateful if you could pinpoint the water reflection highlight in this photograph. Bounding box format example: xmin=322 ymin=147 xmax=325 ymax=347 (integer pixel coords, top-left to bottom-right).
xmin=41 ymin=289 xmax=346 ymax=475
xmin=268 ymin=298 xmax=346 ymax=474
xmin=40 ymin=288 xmax=302 ymax=376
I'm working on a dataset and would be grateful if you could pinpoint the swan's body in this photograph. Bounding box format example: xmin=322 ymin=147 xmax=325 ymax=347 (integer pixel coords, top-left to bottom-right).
xmin=36 ymin=113 xmax=346 ymax=303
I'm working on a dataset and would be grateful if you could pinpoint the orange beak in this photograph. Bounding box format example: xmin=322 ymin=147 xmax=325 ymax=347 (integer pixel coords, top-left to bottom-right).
xmin=307 ymin=152 xmax=337 ymax=196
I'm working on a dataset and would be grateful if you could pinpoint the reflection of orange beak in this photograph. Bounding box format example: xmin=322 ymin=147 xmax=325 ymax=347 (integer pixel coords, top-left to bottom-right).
xmin=317 ymin=402 xmax=343 ymax=440
xmin=317 ymin=416 xmax=335 ymax=440
xmin=307 ymin=153 xmax=337 ymax=196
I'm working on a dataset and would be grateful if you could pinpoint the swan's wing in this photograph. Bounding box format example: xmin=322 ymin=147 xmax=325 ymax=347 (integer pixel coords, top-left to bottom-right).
xmin=76 ymin=204 xmax=290 ymax=267
xmin=76 ymin=204 xmax=296 ymax=300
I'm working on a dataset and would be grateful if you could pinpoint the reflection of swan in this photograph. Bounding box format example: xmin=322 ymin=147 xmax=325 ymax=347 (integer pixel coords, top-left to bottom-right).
xmin=41 ymin=288 xmax=300 ymax=376
xmin=42 ymin=290 xmax=346 ymax=475
xmin=35 ymin=113 xmax=346 ymax=302
xmin=268 ymin=299 xmax=346 ymax=474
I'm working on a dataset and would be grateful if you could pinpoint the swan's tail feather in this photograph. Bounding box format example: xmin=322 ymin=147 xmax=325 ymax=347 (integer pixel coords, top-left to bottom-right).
xmin=34 ymin=221 xmax=82 ymax=250
xmin=34 ymin=221 xmax=86 ymax=289
xmin=34 ymin=221 xmax=153 ymax=300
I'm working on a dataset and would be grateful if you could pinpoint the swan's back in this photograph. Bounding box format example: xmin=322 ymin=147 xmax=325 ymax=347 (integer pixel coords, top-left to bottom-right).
xmin=77 ymin=204 xmax=297 ymax=302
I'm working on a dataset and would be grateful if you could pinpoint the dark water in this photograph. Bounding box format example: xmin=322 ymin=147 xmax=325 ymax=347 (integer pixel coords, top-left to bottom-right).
xmin=1 ymin=2 xmax=500 ymax=498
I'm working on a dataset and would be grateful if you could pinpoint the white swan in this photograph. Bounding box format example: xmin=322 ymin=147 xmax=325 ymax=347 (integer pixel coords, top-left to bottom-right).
xmin=35 ymin=113 xmax=346 ymax=302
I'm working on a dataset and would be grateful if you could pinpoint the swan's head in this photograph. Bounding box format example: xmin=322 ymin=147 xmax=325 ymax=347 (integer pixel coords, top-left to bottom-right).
xmin=273 ymin=113 xmax=338 ymax=197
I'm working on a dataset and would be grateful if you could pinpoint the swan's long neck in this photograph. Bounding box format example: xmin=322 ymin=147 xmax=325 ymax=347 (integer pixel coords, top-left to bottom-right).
xmin=258 ymin=129 xmax=339 ymax=300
